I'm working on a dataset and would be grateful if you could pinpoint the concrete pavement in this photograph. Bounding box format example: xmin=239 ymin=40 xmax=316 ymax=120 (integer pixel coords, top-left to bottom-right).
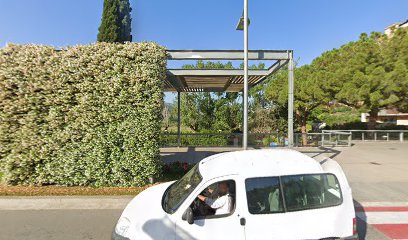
xmin=300 ymin=142 xmax=408 ymax=202
xmin=0 ymin=196 xmax=131 ymax=210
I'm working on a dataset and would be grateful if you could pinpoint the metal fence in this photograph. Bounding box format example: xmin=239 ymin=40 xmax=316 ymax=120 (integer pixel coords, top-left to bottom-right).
xmin=161 ymin=130 xmax=408 ymax=147
xmin=295 ymin=131 xmax=352 ymax=147
xmin=322 ymin=130 xmax=408 ymax=142
xmin=161 ymin=131 xmax=352 ymax=147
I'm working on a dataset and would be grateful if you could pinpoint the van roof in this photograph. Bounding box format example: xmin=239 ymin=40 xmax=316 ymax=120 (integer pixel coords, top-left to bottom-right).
xmin=198 ymin=149 xmax=324 ymax=180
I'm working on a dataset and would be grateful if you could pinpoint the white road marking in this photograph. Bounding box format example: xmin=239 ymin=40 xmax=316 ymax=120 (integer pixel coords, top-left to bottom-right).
xmin=357 ymin=211 xmax=408 ymax=224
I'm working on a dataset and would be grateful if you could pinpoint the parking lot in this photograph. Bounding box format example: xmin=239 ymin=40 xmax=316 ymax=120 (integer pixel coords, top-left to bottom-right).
xmin=0 ymin=142 xmax=407 ymax=240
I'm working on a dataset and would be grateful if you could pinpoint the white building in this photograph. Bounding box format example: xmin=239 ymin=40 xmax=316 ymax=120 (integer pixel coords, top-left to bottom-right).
xmin=384 ymin=20 xmax=408 ymax=37
xmin=361 ymin=109 xmax=408 ymax=126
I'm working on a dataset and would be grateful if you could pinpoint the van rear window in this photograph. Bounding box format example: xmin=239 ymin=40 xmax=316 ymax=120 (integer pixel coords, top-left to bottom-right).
xmin=245 ymin=174 xmax=342 ymax=214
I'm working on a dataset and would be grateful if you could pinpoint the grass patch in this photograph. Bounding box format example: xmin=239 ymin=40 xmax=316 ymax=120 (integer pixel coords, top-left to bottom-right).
xmin=0 ymin=185 xmax=151 ymax=196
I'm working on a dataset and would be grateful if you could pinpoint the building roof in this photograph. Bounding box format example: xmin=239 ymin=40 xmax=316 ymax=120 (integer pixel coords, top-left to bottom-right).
xmin=165 ymin=50 xmax=292 ymax=92
xmin=378 ymin=108 xmax=408 ymax=117
xmin=385 ymin=19 xmax=408 ymax=30
xmin=198 ymin=149 xmax=323 ymax=180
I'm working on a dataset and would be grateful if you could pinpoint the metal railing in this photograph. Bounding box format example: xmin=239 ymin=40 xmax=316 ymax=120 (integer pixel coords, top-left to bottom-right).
xmin=322 ymin=130 xmax=408 ymax=142
xmin=161 ymin=131 xmax=352 ymax=147
xmin=161 ymin=130 xmax=407 ymax=147
xmin=295 ymin=131 xmax=352 ymax=147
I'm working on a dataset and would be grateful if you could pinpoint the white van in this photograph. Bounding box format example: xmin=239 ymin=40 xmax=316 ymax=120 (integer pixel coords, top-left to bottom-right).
xmin=112 ymin=149 xmax=357 ymax=240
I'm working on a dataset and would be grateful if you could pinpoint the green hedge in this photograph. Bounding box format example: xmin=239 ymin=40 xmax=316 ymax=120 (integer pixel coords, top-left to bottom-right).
xmin=160 ymin=134 xmax=229 ymax=146
xmin=0 ymin=42 xmax=167 ymax=186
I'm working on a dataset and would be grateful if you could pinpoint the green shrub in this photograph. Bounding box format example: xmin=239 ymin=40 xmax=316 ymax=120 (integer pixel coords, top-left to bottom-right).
xmin=0 ymin=42 xmax=167 ymax=186
xmin=160 ymin=134 xmax=229 ymax=146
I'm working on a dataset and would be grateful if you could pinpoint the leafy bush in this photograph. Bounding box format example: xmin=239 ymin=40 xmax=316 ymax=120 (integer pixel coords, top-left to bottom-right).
xmin=0 ymin=42 xmax=167 ymax=186
xmin=160 ymin=161 xmax=195 ymax=182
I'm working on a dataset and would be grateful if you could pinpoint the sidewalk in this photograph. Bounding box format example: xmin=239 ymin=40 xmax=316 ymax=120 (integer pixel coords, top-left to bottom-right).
xmin=0 ymin=196 xmax=133 ymax=210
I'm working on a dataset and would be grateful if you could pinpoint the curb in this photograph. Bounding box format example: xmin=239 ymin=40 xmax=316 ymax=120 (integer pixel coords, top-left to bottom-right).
xmin=0 ymin=196 xmax=133 ymax=210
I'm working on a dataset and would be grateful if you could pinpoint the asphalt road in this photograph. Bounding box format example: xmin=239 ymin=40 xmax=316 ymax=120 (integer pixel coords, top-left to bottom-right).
xmin=0 ymin=209 xmax=389 ymax=240
xmin=0 ymin=209 xmax=121 ymax=240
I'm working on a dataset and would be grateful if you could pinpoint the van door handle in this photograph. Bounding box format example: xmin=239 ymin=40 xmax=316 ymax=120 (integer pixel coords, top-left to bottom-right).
xmin=240 ymin=217 xmax=246 ymax=226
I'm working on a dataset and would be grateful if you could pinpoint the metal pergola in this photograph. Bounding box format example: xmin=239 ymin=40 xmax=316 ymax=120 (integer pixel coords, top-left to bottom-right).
xmin=165 ymin=49 xmax=294 ymax=148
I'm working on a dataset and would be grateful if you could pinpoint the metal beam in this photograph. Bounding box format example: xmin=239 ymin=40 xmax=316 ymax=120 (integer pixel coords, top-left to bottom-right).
xmin=288 ymin=51 xmax=294 ymax=148
xmin=167 ymin=50 xmax=291 ymax=60
xmin=167 ymin=69 xmax=269 ymax=76
xmin=250 ymin=59 xmax=289 ymax=88
xmin=267 ymin=59 xmax=289 ymax=74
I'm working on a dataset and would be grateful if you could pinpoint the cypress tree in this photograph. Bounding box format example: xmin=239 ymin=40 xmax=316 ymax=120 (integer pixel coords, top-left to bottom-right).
xmin=97 ymin=0 xmax=132 ymax=43
xmin=118 ymin=0 xmax=132 ymax=42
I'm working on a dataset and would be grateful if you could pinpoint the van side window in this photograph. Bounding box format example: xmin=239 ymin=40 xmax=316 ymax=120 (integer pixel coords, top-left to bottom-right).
xmin=245 ymin=174 xmax=342 ymax=214
xmin=245 ymin=177 xmax=283 ymax=214
xmin=281 ymin=174 xmax=342 ymax=212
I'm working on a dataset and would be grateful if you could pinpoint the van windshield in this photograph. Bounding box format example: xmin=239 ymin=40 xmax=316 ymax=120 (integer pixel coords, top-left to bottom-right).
xmin=162 ymin=164 xmax=202 ymax=214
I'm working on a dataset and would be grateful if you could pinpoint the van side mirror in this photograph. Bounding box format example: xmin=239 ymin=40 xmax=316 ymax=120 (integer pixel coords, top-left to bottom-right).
xmin=182 ymin=207 xmax=194 ymax=224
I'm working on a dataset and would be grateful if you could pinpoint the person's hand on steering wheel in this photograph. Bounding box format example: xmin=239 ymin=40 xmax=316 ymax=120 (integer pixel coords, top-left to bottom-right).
xmin=197 ymin=194 xmax=207 ymax=202
xmin=207 ymin=187 xmax=214 ymax=194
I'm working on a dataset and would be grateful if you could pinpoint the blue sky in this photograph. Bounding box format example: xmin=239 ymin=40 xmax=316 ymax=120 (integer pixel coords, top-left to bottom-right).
xmin=0 ymin=0 xmax=407 ymax=102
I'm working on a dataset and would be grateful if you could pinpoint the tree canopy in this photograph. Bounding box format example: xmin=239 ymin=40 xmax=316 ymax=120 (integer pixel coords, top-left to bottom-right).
xmin=312 ymin=29 xmax=408 ymax=128
xmin=265 ymin=27 xmax=407 ymax=135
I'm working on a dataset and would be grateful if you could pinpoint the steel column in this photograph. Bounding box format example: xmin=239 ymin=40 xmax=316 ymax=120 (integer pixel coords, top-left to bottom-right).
xmin=288 ymin=51 xmax=294 ymax=148
xmin=243 ymin=0 xmax=249 ymax=150
xmin=321 ymin=134 xmax=325 ymax=147
xmin=177 ymin=92 xmax=181 ymax=147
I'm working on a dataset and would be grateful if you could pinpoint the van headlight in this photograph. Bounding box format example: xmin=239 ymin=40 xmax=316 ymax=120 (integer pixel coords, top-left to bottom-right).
xmin=114 ymin=217 xmax=131 ymax=238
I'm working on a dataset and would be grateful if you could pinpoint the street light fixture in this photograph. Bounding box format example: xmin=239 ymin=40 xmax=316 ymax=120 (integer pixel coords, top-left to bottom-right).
xmin=236 ymin=0 xmax=249 ymax=150
xmin=236 ymin=10 xmax=250 ymax=31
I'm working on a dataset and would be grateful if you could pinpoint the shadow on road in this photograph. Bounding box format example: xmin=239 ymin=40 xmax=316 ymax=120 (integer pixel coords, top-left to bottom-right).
xmin=299 ymin=146 xmax=342 ymax=159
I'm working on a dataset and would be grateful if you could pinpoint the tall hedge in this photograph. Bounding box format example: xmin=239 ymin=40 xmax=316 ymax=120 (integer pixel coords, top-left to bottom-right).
xmin=0 ymin=42 xmax=167 ymax=186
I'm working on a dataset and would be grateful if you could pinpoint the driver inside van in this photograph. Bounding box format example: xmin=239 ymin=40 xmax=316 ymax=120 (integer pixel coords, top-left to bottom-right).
xmin=197 ymin=181 xmax=232 ymax=215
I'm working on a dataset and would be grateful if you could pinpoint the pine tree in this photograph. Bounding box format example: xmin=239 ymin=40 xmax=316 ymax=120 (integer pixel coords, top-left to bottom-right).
xmin=97 ymin=0 xmax=132 ymax=43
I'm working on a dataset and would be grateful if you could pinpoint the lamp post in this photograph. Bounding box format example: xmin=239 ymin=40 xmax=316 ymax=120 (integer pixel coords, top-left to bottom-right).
xmin=236 ymin=0 xmax=249 ymax=150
